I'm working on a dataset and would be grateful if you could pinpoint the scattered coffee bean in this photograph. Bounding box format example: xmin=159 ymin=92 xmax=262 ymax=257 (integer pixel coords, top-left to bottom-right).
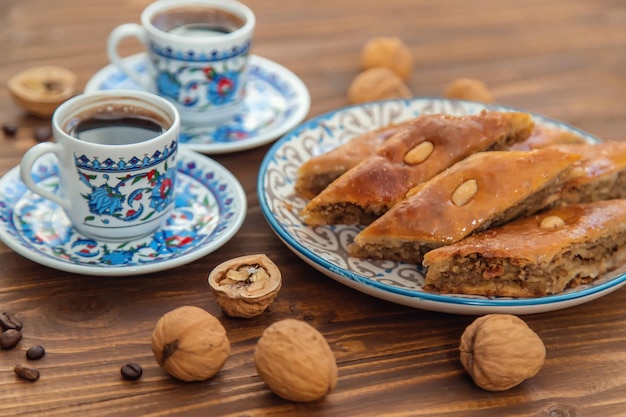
xmin=0 ymin=329 xmax=23 ymax=350
xmin=2 ymin=123 xmax=18 ymax=137
xmin=0 ymin=312 xmax=22 ymax=331
xmin=14 ymin=364 xmax=40 ymax=382
xmin=26 ymin=345 xmax=46 ymax=360
xmin=120 ymin=362 xmax=143 ymax=381
xmin=33 ymin=126 xmax=52 ymax=142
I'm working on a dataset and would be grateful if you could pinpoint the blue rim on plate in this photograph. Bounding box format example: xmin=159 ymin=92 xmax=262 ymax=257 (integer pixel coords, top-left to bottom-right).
xmin=0 ymin=149 xmax=247 ymax=276
xmin=85 ymin=53 xmax=310 ymax=154
xmin=257 ymin=97 xmax=626 ymax=315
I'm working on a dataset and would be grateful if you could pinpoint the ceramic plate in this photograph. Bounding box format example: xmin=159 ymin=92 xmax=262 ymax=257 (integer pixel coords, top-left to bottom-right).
xmin=0 ymin=149 xmax=246 ymax=276
xmin=258 ymin=97 xmax=626 ymax=315
xmin=85 ymin=53 xmax=310 ymax=154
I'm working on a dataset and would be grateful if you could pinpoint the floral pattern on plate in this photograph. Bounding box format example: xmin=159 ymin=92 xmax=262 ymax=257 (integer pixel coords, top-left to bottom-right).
xmin=258 ymin=97 xmax=626 ymax=315
xmin=84 ymin=53 xmax=310 ymax=154
xmin=0 ymin=149 xmax=246 ymax=276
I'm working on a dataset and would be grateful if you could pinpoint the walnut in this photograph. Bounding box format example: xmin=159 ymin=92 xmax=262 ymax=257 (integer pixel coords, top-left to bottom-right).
xmin=254 ymin=319 xmax=338 ymax=402
xmin=8 ymin=66 xmax=77 ymax=117
xmin=208 ymin=254 xmax=282 ymax=318
xmin=444 ymin=77 xmax=495 ymax=103
xmin=348 ymin=67 xmax=412 ymax=104
xmin=151 ymin=306 xmax=230 ymax=382
xmin=460 ymin=314 xmax=546 ymax=391
xmin=361 ymin=37 xmax=413 ymax=80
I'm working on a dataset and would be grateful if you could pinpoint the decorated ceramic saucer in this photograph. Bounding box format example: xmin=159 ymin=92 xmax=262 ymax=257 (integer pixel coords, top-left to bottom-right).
xmin=0 ymin=149 xmax=246 ymax=276
xmin=85 ymin=53 xmax=310 ymax=154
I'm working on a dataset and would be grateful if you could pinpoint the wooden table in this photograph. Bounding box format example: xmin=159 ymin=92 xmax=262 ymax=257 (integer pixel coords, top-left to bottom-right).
xmin=1 ymin=0 xmax=626 ymax=415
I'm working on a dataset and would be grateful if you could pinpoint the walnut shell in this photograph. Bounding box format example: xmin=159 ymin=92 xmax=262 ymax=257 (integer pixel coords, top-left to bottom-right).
xmin=208 ymin=254 xmax=282 ymax=318
xmin=151 ymin=306 xmax=230 ymax=382
xmin=8 ymin=66 xmax=77 ymax=117
xmin=444 ymin=77 xmax=495 ymax=103
xmin=361 ymin=37 xmax=414 ymax=80
xmin=348 ymin=67 xmax=412 ymax=104
xmin=460 ymin=314 xmax=546 ymax=391
xmin=254 ymin=319 xmax=338 ymax=402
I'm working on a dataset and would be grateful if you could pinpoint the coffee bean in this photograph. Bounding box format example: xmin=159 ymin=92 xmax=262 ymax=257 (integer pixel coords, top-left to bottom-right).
xmin=33 ymin=126 xmax=52 ymax=142
xmin=14 ymin=364 xmax=40 ymax=382
xmin=120 ymin=363 xmax=143 ymax=381
xmin=2 ymin=123 xmax=18 ymax=137
xmin=0 ymin=312 xmax=22 ymax=331
xmin=26 ymin=345 xmax=46 ymax=360
xmin=0 ymin=329 xmax=22 ymax=350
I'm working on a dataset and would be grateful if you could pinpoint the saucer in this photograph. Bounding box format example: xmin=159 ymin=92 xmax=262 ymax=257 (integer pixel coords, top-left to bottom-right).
xmin=85 ymin=53 xmax=310 ymax=154
xmin=0 ymin=149 xmax=247 ymax=276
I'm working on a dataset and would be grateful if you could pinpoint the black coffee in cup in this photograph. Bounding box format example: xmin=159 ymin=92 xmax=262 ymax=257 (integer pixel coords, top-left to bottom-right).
xmin=151 ymin=6 xmax=246 ymax=37
xmin=64 ymin=104 xmax=169 ymax=145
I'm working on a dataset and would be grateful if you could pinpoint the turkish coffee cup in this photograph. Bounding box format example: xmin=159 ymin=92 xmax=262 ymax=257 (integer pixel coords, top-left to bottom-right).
xmin=19 ymin=90 xmax=180 ymax=241
xmin=107 ymin=0 xmax=255 ymax=125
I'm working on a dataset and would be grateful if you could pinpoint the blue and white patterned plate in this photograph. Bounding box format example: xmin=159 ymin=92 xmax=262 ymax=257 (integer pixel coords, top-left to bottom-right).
xmin=258 ymin=97 xmax=626 ymax=315
xmin=85 ymin=53 xmax=310 ymax=154
xmin=0 ymin=149 xmax=246 ymax=276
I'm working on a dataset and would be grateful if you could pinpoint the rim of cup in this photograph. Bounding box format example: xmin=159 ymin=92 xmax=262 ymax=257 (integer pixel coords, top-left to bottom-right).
xmin=52 ymin=90 xmax=180 ymax=148
xmin=140 ymin=0 xmax=256 ymax=44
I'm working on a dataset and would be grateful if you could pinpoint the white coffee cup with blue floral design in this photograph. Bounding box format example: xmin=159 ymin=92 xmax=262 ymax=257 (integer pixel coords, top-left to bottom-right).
xmin=107 ymin=0 xmax=255 ymax=125
xmin=19 ymin=90 xmax=180 ymax=242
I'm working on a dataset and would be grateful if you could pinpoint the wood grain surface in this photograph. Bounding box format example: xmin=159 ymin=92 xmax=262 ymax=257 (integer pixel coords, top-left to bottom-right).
xmin=1 ymin=0 xmax=626 ymax=416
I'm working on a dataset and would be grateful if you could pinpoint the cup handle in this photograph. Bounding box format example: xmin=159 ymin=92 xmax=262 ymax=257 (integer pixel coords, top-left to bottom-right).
xmin=106 ymin=23 xmax=152 ymax=91
xmin=19 ymin=142 xmax=71 ymax=212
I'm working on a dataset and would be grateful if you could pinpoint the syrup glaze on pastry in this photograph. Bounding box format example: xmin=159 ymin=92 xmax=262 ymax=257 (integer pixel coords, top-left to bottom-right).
xmin=295 ymin=122 xmax=408 ymax=199
xmin=298 ymin=123 xmax=587 ymax=201
xmin=349 ymin=148 xmax=581 ymax=264
xmin=301 ymin=111 xmax=535 ymax=226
